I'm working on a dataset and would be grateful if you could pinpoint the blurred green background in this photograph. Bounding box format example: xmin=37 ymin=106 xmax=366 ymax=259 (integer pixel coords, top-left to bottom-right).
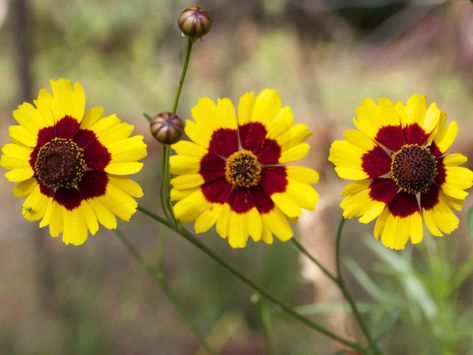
xmin=1 ymin=0 xmax=473 ymax=354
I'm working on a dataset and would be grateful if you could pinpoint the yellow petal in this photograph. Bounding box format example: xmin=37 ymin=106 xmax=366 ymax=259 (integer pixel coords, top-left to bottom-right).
xmin=5 ymin=167 xmax=34 ymax=182
xmin=271 ymin=193 xmax=302 ymax=218
xmin=194 ymin=204 xmax=222 ymax=234
xmin=170 ymin=174 xmax=204 ymax=190
xmin=80 ymin=106 xmax=104 ymax=129
xmin=286 ymin=166 xmax=319 ymax=185
xmin=172 ymin=140 xmax=208 ymax=158
xmin=184 ymin=120 xmax=213 ymax=148
xmin=108 ymin=135 xmax=147 ymax=162
xmin=108 ymin=175 xmax=144 ymax=198
xmin=79 ymin=201 xmax=99 ymax=235
xmin=9 ymin=125 xmax=36 ymax=147
xmin=12 ymin=178 xmax=37 ymax=197
xmin=105 ymin=162 xmax=144 ymax=175
xmin=341 ymin=179 xmax=371 ymax=196
xmin=443 ymin=153 xmax=468 ymax=166
xmin=409 ymin=212 xmax=423 ymax=245
xmin=22 ymin=185 xmax=50 ymax=221
xmin=50 ymin=78 xmax=86 ymax=121
xmin=216 ymin=203 xmax=231 ymax=238
xmin=422 ymin=102 xmax=441 ymax=135
xmin=405 ymin=94 xmax=427 ymax=126
xmin=276 ymin=124 xmax=311 ymax=150
xmin=170 ymin=187 xmax=198 ymax=201
xmin=285 ymin=178 xmax=319 ymax=211
xmin=343 ymin=129 xmax=376 ymax=151
xmin=445 ymin=166 xmax=473 ymax=191
xmin=328 ymin=140 xmax=368 ymax=180
xmin=169 ymin=155 xmax=201 ymax=174
xmin=279 ymin=143 xmax=310 ymax=163
xmin=341 ymin=187 xmax=385 ymax=223
xmin=173 ymin=190 xmax=210 ymax=222
xmin=47 ymin=201 xmax=64 ymax=237
xmin=247 ymin=208 xmax=262 ymax=242
xmin=237 ymin=92 xmax=255 ymax=125
xmin=434 ymin=121 xmax=458 ymax=154
xmin=217 ymin=98 xmax=238 ymax=129
xmin=100 ymin=184 xmax=138 ymax=221
xmin=266 ymin=106 xmax=295 ymax=140
xmin=262 ymin=207 xmax=293 ymax=242
xmin=228 ymin=212 xmax=248 ymax=248
xmin=13 ymin=102 xmax=45 ymax=134
xmin=62 ymin=208 xmax=89 ymax=245
xmin=251 ymin=89 xmax=281 ymax=125
xmin=34 ymin=89 xmax=56 ymax=124
xmin=261 ymin=222 xmax=273 ymax=244
xmin=423 ymin=199 xmax=459 ymax=236
xmin=191 ymin=97 xmax=219 ymax=129
xmin=88 ymin=198 xmax=117 ymax=230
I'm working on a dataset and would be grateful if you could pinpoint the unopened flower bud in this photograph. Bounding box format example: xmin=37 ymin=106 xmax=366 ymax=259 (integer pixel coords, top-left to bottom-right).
xmin=150 ymin=112 xmax=184 ymax=145
xmin=178 ymin=7 xmax=211 ymax=40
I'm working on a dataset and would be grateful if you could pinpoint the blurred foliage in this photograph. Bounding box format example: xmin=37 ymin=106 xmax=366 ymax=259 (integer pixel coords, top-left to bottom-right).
xmin=349 ymin=236 xmax=473 ymax=355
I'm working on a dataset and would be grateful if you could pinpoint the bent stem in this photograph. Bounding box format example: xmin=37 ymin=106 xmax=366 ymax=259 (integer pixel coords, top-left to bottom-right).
xmin=137 ymin=205 xmax=363 ymax=352
xmin=335 ymin=217 xmax=382 ymax=355
xmin=258 ymin=299 xmax=275 ymax=355
xmin=114 ymin=229 xmax=216 ymax=355
xmin=160 ymin=38 xmax=194 ymax=231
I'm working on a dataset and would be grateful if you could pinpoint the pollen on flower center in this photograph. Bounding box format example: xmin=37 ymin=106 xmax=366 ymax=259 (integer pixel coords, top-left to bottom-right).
xmin=35 ymin=138 xmax=87 ymax=190
xmin=390 ymin=144 xmax=437 ymax=194
xmin=225 ymin=150 xmax=262 ymax=189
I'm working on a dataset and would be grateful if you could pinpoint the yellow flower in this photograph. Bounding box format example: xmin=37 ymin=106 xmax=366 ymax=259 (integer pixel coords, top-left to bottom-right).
xmin=170 ymin=89 xmax=319 ymax=248
xmin=0 ymin=79 xmax=147 ymax=245
xmin=329 ymin=94 xmax=473 ymax=250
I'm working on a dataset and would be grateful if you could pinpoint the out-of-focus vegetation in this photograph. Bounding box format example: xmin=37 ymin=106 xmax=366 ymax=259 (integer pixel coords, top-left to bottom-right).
xmin=1 ymin=0 xmax=473 ymax=354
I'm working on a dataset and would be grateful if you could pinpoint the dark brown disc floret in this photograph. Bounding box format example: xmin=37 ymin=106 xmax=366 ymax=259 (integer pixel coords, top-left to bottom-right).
xmin=390 ymin=144 xmax=437 ymax=194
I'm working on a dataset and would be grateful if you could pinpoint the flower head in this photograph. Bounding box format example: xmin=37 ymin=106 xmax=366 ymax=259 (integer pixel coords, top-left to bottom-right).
xmin=150 ymin=112 xmax=184 ymax=145
xmin=170 ymin=89 xmax=319 ymax=248
xmin=329 ymin=94 xmax=473 ymax=250
xmin=178 ymin=7 xmax=212 ymax=40
xmin=0 ymin=79 xmax=147 ymax=245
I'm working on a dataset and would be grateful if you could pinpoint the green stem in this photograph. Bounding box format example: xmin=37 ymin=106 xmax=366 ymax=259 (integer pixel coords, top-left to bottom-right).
xmin=160 ymin=37 xmax=194 ymax=228
xmin=291 ymin=238 xmax=338 ymax=284
xmin=172 ymin=38 xmax=193 ymax=114
xmin=137 ymin=205 xmax=363 ymax=352
xmin=160 ymin=144 xmax=174 ymax=225
xmin=259 ymin=300 xmax=275 ymax=355
xmin=114 ymin=229 xmax=216 ymax=355
xmin=335 ymin=217 xmax=345 ymax=280
xmin=334 ymin=218 xmax=382 ymax=355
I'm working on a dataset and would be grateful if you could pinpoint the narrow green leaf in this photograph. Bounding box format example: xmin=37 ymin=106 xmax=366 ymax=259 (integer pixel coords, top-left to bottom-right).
xmin=467 ymin=206 xmax=473 ymax=237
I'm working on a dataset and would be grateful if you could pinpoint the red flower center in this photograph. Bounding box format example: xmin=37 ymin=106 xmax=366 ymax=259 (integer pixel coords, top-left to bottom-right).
xmin=390 ymin=144 xmax=437 ymax=194
xmin=35 ymin=137 xmax=87 ymax=190
xmin=225 ymin=150 xmax=262 ymax=189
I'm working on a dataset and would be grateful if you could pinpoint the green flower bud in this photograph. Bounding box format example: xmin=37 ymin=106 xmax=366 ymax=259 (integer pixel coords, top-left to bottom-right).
xmin=178 ymin=7 xmax=212 ymax=40
xmin=150 ymin=112 xmax=184 ymax=145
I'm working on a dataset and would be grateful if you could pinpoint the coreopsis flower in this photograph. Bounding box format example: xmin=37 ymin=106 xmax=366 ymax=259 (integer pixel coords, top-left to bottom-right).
xmin=170 ymin=89 xmax=319 ymax=248
xmin=329 ymin=94 xmax=473 ymax=250
xmin=0 ymin=79 xmax=147 ymax=245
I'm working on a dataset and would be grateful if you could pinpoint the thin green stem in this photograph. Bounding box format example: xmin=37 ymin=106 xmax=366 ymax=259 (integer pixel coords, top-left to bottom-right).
xmin=335 ymin=217 xmax=346 ymax=280
xmin=159 ymin=37 xmax=194 ymax=229
xmin=172 ymin=38 xmax=193 ymax=114
xmin=291 ymin=238 xmax=338 ymax=284
xmin=160 ymin=144 xmax=174 ymax=225
xmin=259 ymin=300 xmax=275 ymax=355
xmin=137 ymin=205 xmax=363 ymax=352
xmin=114 ymin=229 xmax=216 ymax=355
xmin=334 ymin=218 xmax=382 ymax=355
